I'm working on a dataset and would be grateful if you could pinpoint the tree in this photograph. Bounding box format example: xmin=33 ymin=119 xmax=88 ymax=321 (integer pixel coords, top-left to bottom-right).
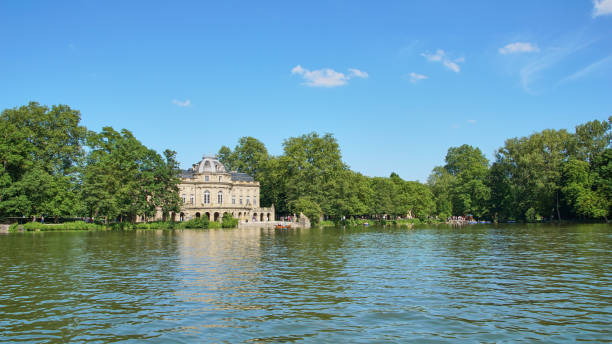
xmin=429 ymin=144 xmax=490 ymax=218
xmin=0 ymin=102 xmax=86 ymax=218
xmin=562 ymin=158 xmax=609 ymax=221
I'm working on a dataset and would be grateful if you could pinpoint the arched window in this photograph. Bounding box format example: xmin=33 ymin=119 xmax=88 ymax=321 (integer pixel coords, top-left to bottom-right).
xmin=190 ymin=194 xmax=194 ymax=204
xmin=218 ymin=191 xmax=223 ymax=204
xmin=203 ymin=190 xmax=210 ymax=204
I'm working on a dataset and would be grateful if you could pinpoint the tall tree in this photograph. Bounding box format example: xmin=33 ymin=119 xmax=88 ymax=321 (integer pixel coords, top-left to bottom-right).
xmin=0 ymin=102 xmax=86 ymax=218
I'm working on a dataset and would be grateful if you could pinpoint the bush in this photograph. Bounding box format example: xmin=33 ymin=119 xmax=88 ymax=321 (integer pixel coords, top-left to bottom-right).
xmin=22 ymin=221 xmax=105 ymax=231
xmin=222 ymin=213 xmax=239 ymax=228
xmin=8 ymin=223 xmax=20 ymax=232
xmin=181 ymin=217 xmax=209 ymax=229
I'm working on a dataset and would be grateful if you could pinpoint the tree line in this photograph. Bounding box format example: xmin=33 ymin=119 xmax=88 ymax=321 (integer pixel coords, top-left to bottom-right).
xmin=1 ymin=102 xmax=610 ymax=224
xmin=218 ymin=119 xmax=611 ymax=224
xmin=0 ymin=102 xmax=181 ymax=222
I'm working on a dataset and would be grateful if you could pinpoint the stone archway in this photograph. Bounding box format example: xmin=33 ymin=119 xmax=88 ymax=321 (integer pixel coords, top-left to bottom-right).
xmin=238 ymin=212 xmax=242 ymax=219
xmin=214 ymin=212 xmax=220 ymax=222
xmin=253 ymin=213 xmax=257 ymax=222
xmin=195 ymin=212 xmax=200 ymax=218
xmin=260 ymin=213 xmax=264 ymax=222
xmin=205 ymin=212 xmax=210 ymax=220
xmin=179 ymin=212 xmax=185 ymax=222
xmin=267 ymin=213 xmax=271 ymax=221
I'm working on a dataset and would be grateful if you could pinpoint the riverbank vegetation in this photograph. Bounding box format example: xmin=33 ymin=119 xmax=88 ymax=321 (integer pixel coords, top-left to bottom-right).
xmin=218 ymin=118 xmax=611 ymax=223
xmin=1 ymin=102 xmax=610 ymax=225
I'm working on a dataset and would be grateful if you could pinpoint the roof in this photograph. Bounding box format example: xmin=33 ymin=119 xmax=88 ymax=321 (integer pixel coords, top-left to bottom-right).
xmin=196 ymin=156 xmax=226 ymax=173
xmin=180 ymin=169 xmax=194 ymax=178
xmin=230 ymin=172 xmax=254 ymax=182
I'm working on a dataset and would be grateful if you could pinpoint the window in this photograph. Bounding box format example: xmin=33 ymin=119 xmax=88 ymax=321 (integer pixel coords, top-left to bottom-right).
xmin=203 ymin=190 xmax=210 ymax=204
xmin=254 ymin=197 xmax=257 ymax=205
xmin=205 ymin=176 xmax=209 ymax=182
xmin=190 ymin=194 xmax=194 ymax=204
xmin=240 ymin=196 xmax=243 ymax=204
xmin=218 ymin=191 xmax=223 ymax=204
xmin=219 ymin=176 xmax=222 ymax=182
xmin=232 ymin=196 xmax=236 ymax=204
xmin=182 ymin=194 xmax=186 ymax=204
xmin=246 ymin=196 xmax=250 ymax=204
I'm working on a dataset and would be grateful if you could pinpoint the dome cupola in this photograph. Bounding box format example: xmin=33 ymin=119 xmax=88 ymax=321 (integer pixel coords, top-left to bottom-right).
xmin=196 ymin=156 xmax=226 ymax=173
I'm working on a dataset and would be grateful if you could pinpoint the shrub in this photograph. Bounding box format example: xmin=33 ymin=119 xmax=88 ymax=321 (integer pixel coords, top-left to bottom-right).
xmin=181 ymin=217 xmax=209 ymax=229
xmin=221 ymin=213 xmax=239 ymax=228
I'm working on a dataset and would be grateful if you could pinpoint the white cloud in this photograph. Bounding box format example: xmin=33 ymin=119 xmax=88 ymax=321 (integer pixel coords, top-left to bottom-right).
xmin=499 ymin=42 xmax=540 ymax=55
xmin=467 ymin=119 xmax=477 ymax=124
xmin=172 ymin=99 xmax=191 ymax=107
xmin=594 ymin=0 xmax=612 ymax=16
xmin=421 ymin=49 xmax=464 ymax=73
xmin=408 ymin=72 xmax=428 ymax=83
xmin=348 ymin=68 xmax=369 ymax=78
xmin=291 ymin=65 xmax=368 ymax=87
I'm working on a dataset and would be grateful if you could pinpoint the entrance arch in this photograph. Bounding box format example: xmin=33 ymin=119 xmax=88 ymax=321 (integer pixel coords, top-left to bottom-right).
xmin=260 ymin=213 xmax=264 ymax=222
xmin=195 ymin=212 xmax=200 ymax=218
xmin=267 ymin=213 xmax=271 ymax=221
xmin=205 ymin=212 xmax=210 ymax=220
xmin=214 ymin=212 xmax=220 ymax=222
xmin=253 ymin=213 xmax=257 ymax=222
xmin=179 ymin=212 xmax=185 ymax=222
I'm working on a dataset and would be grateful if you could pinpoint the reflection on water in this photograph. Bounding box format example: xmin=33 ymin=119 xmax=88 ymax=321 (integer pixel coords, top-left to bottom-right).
xmin=0 ymin=224 xmax=611 ymax=342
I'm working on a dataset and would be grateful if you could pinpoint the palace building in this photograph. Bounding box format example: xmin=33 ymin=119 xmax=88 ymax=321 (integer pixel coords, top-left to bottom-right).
xmin=171 ymin=156 xmax=274 ymax=223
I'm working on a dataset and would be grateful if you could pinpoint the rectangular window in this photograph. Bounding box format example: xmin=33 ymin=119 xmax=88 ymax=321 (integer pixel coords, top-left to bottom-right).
xmin=232 ymin=197 xmax=236 ymax=204
xmin=181 ymin=195 xmax=186 ymax=204
xmin=246 ymin=196 xmax=250 ymax=205
xmin=219 ymin=176 xmax=222 ymax=182
xmin=254 ymin=197 xmax=257 ymax=205
xmin=240 ymin=197 xmax=243 ymax=204
xmin=205 ymin=176 xmax=209 ymax=182
xmin=190 ymin=194 xmax=194 ymax=204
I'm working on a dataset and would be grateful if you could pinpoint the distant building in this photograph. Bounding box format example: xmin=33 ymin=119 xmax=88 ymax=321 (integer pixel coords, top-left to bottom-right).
xmin=166 ymin=156 xmax=274 ymax=223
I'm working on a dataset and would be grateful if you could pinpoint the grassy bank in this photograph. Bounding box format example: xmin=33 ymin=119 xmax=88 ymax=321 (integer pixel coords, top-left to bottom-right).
xmin=8 ymin=216 xmax=240 ymax=232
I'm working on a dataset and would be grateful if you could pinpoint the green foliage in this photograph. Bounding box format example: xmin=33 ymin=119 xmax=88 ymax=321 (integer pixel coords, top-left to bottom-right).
xmin=221 ymin=213 xmax=239 ymax=228
xmin=21 ymin=221 xmax=105 ymax=231
xmin=181 ymin=216 xmax=209 ymax=229
xmin=82 ymin=127 xmax=181 ymax=222
xmin=0 ymin=102 xmax=87 ymax=218
xmin=8 ymin=223 xmax=20 ymax=232
xmin=289 ymin=197 xmax=322 ymax=225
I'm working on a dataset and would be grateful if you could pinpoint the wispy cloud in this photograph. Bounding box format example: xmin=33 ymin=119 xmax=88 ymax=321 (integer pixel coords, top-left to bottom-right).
xmin=172 ymin=99 xmax=191 ymax=107
xmin=467 ymin=119 xmax=477 ymax=124
xmin=593 ymin=0 xmax=612 ymax=16
xmin=408 ymin=72 xmax=428 ymax=83
xmin=348 ymin=68 xmax=369 ymax=79
xmin=499 ymin=42 xmax=539 ymax=55
xmin=421 ymin=49 xmax=464 ymax=73
xmin=559 ymin=54 xmax=612 ymax=84
xmin=291 ymin=65 xmax=368 ymax=87
xmin=519 ymin=36 xmax=597 ymax=94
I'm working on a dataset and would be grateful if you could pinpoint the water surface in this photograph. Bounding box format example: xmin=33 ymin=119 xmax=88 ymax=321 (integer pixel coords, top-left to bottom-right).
xmin=1 ymin=224 xmax=611 ymax=342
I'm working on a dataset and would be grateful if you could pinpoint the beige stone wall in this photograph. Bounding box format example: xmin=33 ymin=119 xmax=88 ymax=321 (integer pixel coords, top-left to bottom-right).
xmin=167 ymin=170 xmax=275 ymax=223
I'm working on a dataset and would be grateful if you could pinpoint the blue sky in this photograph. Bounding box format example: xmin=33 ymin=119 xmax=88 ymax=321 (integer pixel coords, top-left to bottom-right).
xmin=1 ymin=1 xmax=611 ymax=181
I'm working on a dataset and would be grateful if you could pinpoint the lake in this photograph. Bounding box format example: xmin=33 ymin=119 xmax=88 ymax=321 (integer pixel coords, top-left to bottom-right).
xmin=1 ymin=224 xmax=611 ymax=343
